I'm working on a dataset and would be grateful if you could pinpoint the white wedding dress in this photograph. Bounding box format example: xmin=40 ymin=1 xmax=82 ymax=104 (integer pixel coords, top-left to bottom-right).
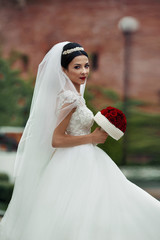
xmin=1 ymin=90 xmax=160 ymax=240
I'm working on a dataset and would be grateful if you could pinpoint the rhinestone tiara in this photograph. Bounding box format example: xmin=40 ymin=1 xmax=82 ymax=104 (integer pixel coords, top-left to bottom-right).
xmin=62 ymin=47 xmax=84 ymax=55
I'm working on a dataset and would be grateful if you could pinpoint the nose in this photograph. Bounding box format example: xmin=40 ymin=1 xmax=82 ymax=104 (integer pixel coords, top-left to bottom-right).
xmin=81 ymin=67 xmax=87 ymax=75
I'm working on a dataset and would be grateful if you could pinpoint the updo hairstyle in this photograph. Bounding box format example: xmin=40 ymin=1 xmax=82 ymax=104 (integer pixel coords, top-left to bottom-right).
xmin=61 ymin=42 xmax=88 ymax=69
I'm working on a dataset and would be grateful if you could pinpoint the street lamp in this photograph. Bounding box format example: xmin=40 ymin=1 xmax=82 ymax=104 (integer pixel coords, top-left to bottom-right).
xmin=118 ymin=16 xmax=139 ymax=165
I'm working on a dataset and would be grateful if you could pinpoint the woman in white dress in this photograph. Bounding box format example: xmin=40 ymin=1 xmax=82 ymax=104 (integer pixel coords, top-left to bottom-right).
xmin=0 ymin=41 xmax=160 ymax=240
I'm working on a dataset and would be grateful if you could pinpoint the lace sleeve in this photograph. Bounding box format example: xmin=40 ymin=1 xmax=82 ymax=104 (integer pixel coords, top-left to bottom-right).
xmin=56 ymin=90 xmax=78 ymax=126
xmin=57 ymin=90 xmax=78 ymax=110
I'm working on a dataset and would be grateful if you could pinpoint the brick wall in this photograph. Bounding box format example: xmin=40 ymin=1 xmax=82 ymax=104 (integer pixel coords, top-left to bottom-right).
xmin=0 ymin=0 xmax=160 ymax=104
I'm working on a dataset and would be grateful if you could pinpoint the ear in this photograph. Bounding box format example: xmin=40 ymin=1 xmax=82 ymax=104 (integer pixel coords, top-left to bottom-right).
xmin=62 ymin=67 xmax=68 ymax=74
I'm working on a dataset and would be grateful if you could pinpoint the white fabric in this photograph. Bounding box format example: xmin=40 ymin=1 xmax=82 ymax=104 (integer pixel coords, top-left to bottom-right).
xmin=0 ymin=42 xmax=86 ymax=239
xmin=57 ymin=90 xmax=94 ymax=136
xmin=94 ymin=111 xmax=124 ymax=140
xmin=1 ymin=91 xmax=160 ymax=240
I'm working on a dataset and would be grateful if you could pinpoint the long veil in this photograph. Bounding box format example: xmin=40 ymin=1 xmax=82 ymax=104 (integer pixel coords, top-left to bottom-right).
xmin=0 ymin=41 xmax=86 ymax=239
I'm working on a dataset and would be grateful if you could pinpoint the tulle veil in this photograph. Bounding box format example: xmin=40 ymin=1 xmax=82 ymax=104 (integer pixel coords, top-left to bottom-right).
xmin=0 ymin=41 xmax=86 ymax=239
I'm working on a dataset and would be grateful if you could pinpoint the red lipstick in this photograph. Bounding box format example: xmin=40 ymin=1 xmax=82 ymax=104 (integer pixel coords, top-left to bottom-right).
xmin=80 ymin=77 xmax=86 ymax=80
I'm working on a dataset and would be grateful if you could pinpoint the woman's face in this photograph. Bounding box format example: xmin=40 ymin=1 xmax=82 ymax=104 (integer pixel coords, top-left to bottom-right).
xmin=63 ymin=55 xmax=90 ymax=92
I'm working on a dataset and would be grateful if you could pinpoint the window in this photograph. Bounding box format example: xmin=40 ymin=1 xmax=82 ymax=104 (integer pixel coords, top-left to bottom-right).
xmin=90 ymin=52 xmax=99 ymax=71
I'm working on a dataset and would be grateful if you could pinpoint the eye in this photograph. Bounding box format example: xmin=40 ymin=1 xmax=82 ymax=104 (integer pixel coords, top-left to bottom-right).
xmin=74 ymin=66 xmax=80 ymax=69
xmin=85 ymin=64 xmax=90 ymax=68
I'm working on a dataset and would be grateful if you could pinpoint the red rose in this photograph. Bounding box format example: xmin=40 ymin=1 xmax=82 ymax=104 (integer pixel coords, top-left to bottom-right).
xmin=101 ymin=109 xmax=108 ymax=115
xmin=110 ymin=110 xmax=117 ymax=117
xmin=101 ymin=106 xmax=127 ymax=133
xmin=106 ymin=106 xmax=114 ymax=111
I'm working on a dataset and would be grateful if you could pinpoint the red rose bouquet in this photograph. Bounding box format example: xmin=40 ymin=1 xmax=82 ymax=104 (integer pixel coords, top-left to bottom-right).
xmin=94 ymin=106 xmax=127 ymax=140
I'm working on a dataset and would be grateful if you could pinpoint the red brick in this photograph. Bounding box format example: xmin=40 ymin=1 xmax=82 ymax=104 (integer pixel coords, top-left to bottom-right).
xmin=0 ymin=0 xmax=160 ymax=103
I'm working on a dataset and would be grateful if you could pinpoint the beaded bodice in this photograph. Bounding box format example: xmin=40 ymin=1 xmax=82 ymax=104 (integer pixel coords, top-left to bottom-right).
xmin=58 ymin=90 xmax=94 ymax=136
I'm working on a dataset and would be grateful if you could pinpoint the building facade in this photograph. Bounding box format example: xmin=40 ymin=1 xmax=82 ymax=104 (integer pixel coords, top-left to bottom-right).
xmin=0 ymin=0 xmax=160 ymax=104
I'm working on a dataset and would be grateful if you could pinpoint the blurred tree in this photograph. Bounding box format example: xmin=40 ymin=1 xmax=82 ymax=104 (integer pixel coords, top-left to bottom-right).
xmin=0 ymin=55 xmax=33 ymax=127
xmin=0 ymin=173 xmax=14 ymax=211
xmin=85 ymin=85 xmax=160 ymax=166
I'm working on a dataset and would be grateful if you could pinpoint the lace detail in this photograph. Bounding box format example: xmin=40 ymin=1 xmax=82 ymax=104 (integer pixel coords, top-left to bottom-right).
xmin=58 ymin=90 xmax=79 ymax=109
xmin=58 ymin=90 xmax=94 ymax=136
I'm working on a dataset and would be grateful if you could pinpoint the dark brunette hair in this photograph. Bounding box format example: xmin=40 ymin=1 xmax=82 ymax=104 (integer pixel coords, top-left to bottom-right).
xmin=61 ymin=42 xmax=88 ymax=69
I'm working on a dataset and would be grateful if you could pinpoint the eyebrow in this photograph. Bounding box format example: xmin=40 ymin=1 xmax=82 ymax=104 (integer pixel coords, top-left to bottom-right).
xmin=74 ymin=62 xmax=89 ymax=65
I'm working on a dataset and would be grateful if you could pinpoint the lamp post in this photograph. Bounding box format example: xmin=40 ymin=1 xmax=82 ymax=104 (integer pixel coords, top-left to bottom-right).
xmin=118 ymin=16 xmax=139 ymax=165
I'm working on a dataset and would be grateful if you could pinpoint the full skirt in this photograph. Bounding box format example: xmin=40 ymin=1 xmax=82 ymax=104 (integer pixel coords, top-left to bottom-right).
xmin=1 ymin=144 xmax=160 ymax=239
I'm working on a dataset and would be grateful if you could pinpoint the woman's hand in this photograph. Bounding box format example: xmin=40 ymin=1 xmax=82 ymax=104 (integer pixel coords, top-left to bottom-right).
xmin=52 ymin=110 xmax=108 ymax=148
xmin=91 ymin=127 xmax=108 ymax=144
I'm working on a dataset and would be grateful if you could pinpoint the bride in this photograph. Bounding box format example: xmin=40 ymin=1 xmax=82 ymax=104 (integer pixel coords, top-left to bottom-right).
xmin=0 ymin=41 xmax=160 ymax=240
